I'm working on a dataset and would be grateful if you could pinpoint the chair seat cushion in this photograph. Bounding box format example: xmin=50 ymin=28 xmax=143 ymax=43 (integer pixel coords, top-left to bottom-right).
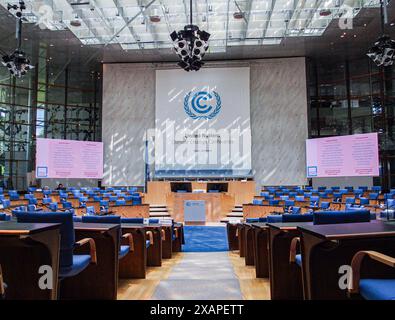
xmin=146 ymin=240 xmax=151 ymax=248
xmin=119 ymin=245 xmax=130 ymax=259
xmin=295 ymin=254 xmax=302 ymax=267
xmin=59 ymin=255 xmax=91 ymax=278
xmin=360 ymin=279 xmax=395 ymax=300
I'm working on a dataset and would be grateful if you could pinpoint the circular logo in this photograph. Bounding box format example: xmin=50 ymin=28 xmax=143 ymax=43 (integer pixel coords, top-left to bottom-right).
xmin=184 ymin=91 xmax=221 ymax=120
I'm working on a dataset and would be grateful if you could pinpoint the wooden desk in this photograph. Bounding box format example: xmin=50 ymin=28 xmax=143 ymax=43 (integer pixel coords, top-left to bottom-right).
xmin=75 ymin=203 xmax=150 ymax=218
xmin=0 ymin=221 xmax=60 ymax=300
xmin=237 ymin=223 xmax=246 ymax=258
xmin=161 ymin=225 xmax=173 ymax=259
xmin=251 ymin=223 xmax=270 ymax=278
xmin=268 ymin=222 xmax=312 ymax=300
xmin=298 ymin=221 xmax=395 ymax=300
xmin=243 ymin=204 xmax=283 ymax=219
xmin=244 ymin=223 xmax=255 ymax=266
xmin=146 ymin=180 xmax=255 ymax=206
xmin=119 ymin=224 xmax=163 ymax=278
xmin=226 ymin=223 xmax=239 ymax=251
xmin=60 ymin=222 xmax=120 ymax=300
xmin=172 ymin=223 xmax=184 ymax=252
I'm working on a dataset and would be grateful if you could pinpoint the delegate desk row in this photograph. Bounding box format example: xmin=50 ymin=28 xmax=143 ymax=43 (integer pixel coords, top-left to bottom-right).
xmin=229 ymin=219 xmax=395 ymax=299
xmin=0 ymin=218 xmax=184 ymax=300
xmin=242 ymin=203 xmax=382 ymax=219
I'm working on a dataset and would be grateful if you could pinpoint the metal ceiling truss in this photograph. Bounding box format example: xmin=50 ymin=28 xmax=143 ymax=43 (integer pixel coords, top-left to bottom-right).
xmin=0 ymin=0 xmax=382 ymax=53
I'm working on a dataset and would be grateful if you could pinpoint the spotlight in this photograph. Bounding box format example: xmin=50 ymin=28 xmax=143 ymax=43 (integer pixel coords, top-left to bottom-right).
xmin=367 ymin=35 xmax=395 ymax=67
xmin=2 ymin=1 xmax=33 ymax=78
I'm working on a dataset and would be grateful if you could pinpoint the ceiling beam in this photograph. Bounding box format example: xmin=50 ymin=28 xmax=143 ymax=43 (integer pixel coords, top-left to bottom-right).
xmin=260 ymin=0 xmax=276 ymax=43
xmin=113 ymin=0 xmax=144 ymax=49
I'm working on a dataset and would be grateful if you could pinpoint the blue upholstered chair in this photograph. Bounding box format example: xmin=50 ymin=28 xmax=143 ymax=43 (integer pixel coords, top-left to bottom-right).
xmin=265 ymin=195 xmax=274 ymax=200
xmin=266 ymin=215 xmax=283 ymax=223
xmin=121 ymin=217 xmax=144 ymax=224
xmin=246 ymin=217 xmax=267 ymax=223
xmin=1 ymin=199 xmax=10 ymax=209
xmin=42 ymin=198 xmax=52 ymax=205
xmin=49 ymin=202 xmax=58 ymax=211
xmin=313 ymin=210 xmax=370 ymax=225
xmin=359 ymin=197 xmax=369 ymax=205
xmin=349 ymin=251 xmax=395 ymax=299
xmin=62 ymin=201 xmax=73 ymax=209
xmin=320 ymin=201 xmax=330 ymax=210
xmin=99 ymin=200 xmax=109 ymax=208
xmin=43 ymin=189 xmax=52 ymax=197
xmin=345 ymin=186 xmax=354 ymax=192
xmin=358 ymin=186 xmax=368 ymax=192
xmin=346 ymin=197 xmax=356 ymax=204
xmin=354 ymin=189 xmax=364 ymax=198
xmin=0 ymin=213 xmax=11 ymax=221
xmin=269 ymin=199 xmax=280 ymax=206
xmin=115 ymin=199 xmax=126 ymax=206
xmin=331 ymin=186 xmax=340 ymax=191
xmin=260 ymin=192 xmax=269 ymax=197
xmin=252 ymin=199 xmax=263 ymax=205
xmin=24 ymin=193 xmax=34 ymax=200
xmin=305 ymin=187 xmax=313 ymax=191
xmin=80 ymin=215 xmax=134 ymax=260
xmin=280 ymin=195 xmax=289 ymax=201
xmin=86 ymin=206 xmax=96 ymax=215
xmin=289 ymin=192 xmax=297 ymax=198
xmin=295 ymin=196 xmax=304 ymax=202
xmin=93 ymin=195 xmax=101 ymax=201
xmin=8 ymin=190 xmax=19 ymax=201
xmin=304 ymin=192 xmax=312 ymax=198
xmin=333 ymin=192 xmax=342 ymax=202
xmin=309 ymin=196 xmax=320 ymax=208
xmin=372 ymin=186 xmax=382 ymax=193
xmin=317 ymin=186 xmax=326 ymax=192
xmin=131 ymin=196 xmax=142 ymax=205
xmin=290 ymin=210 xmax=371 ymax=268
xmin=282 ymin=213 xmax=313 ymax=223
xmin=14 ymin=211 xmax=97 ymax=279
xmin=284 ymin=200 xmax=295 ymax=207
xmin=109 ymin=196 xmax=118 ymax=202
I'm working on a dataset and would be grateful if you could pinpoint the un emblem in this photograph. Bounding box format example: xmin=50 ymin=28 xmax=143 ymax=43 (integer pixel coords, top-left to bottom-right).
xmin=184 ymin=91 xmax=221 ymax=120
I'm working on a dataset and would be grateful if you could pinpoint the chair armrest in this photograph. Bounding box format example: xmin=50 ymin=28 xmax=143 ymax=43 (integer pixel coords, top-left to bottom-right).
xmin=122 ymin=233 xmax=134 ymax=251
xmin=75 ymin=238 xmax=97 ymax=264
xmin=146 ymin=230 xmax=154 ymax=245
xmin=161 ymin=229 xmax=166 ymax=241
xmin=289 ymin=237 xmax=300 ymax=263
xmin=350 ymin=250 xmax=395 ymax=294
xmin=0 ymin=264 xmax=4 ymax=296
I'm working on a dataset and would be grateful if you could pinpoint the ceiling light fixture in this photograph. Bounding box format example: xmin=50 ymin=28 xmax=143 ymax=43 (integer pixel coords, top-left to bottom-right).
xmin=169 ymin=0 xmax=210 ymax=71
xmin=1 ymin=1 xmax=34 ymax=78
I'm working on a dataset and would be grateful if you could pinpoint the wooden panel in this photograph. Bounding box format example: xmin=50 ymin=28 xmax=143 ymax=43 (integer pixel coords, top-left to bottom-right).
xmin=146 ymin=181 xmax=256 ymax=206
xmin=166 ymin=192 xmax=235 ymax=222
xmin=75 ymin=204 xmax=150 ymax=218
xmin=243 ymin=205 xmax=283 ymax=218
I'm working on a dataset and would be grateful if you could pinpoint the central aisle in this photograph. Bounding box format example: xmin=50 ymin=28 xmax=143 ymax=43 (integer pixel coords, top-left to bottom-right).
xmin=151 ymin=252 xmax=243 ymax=300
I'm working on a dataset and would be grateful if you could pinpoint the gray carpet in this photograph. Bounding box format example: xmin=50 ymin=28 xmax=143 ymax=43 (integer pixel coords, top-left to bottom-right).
xmin=151 ymin=252 xmax=243 ymax=300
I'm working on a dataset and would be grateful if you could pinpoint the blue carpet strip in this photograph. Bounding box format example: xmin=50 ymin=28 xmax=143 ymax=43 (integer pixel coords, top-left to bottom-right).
xmin=182 ymin=226 xmax=229 ymax=252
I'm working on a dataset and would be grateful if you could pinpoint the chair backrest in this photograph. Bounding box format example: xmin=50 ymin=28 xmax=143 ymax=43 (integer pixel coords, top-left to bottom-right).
xmin=260 ymin=192 xmax=269 ymax=197
xmin=49 ymin=203 xmax=58 ymax=211
xmin=320 ymin=201 xmax=330 ymax=209
xmin=0 ymin=213 xmax=10 ymax=221
xmin=295 ymin=196 xmax=304 ymax=201
xmin=121 ymin=217 xmax=144 ymax=224
xmin=115 ymin=199 xmax=126 ymax=206
xmin=266 ymin=215 xmax=283 ymax=223
xmin=1 ymin=200 xmax=10 ymax=209
xmin=269 ymin=199 xmax=279 ymax=206
xmin=359 ymin=197 xmax=370 ymax=205
xmin=42 ymin=198 xmax=52 ymax=204
xmin=81 ymin=215 xmax=121 ymax=224
xmin=132 ymin=196 xmax=142 ymax=205
xmin=252 ymin=199 xmax=263 ymax=205
xmin=99 ymin=200 xmax=109 ymax=207
xmin=284 ymin=200 xmax=295 ymax=207
xmin=358 ymin=186 xmax=368 ymax=191
xmin=372 ymin=186 xmax=382 ymax=193
xmin=15 ymin=211 xmax=75 ymax=269
xmin=387 ymin=199 xmax=395 ymax=209
xmin=310 ymin=196 xmax=319 ymax=202
xmin=368 ymin=193 xmax=379 ymax=200
xmin=345 ymin=197 xmax=355 ymax=204
xmin=109 ymin=196 xmax=118 ymax=201
xmin=313 ymin=210 xmax=370 ymax=225
xmin=282 ymin=213 xmax=313 ymax=222
xmin=280 ymin=195 xmax=289 ymax=201
xmin=149 ymin=218 xmax=159 ymax=224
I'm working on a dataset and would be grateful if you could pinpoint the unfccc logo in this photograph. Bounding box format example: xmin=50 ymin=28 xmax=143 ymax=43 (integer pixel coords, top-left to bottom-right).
xmin=184 ymin=90 xmax=221 ymax=120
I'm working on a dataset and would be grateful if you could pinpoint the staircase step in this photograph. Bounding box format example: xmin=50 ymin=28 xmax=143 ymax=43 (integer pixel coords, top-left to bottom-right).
xmin=150 ymin=212 xmax=171 ymax=217
xmin=227 ymin=213 xmax=243 ymax=218
xmin=150 ymin=208 xmax=168 ymax=212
